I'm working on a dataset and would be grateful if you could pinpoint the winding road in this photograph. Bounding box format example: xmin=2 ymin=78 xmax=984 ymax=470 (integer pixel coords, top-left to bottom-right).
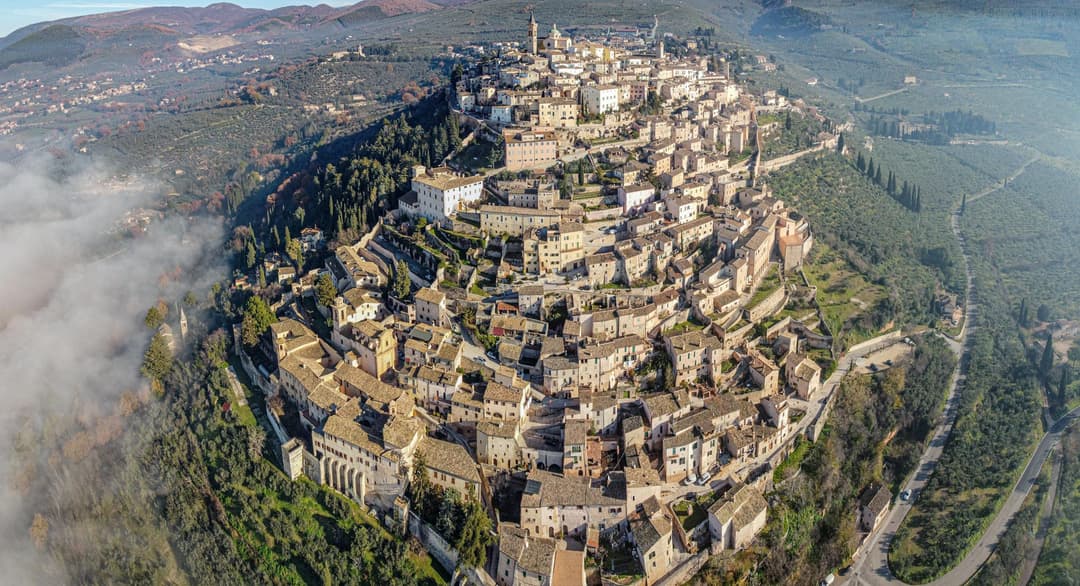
xmin=849 ymin=159 xmax=1073 ymax=586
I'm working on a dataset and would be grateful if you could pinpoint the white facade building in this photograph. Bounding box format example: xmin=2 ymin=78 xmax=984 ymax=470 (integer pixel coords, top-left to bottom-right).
xmin=410 ymin=166 xmax=484 ymax=225
xmin=582 ymin=85 xmax=620 ymax=115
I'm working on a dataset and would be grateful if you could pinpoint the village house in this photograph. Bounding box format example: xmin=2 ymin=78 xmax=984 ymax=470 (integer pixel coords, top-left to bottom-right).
xmin=418 ymin=435 xmax=482 ymax=496
xmin=400 ymin=165 xmax=484 ymax=226
xmin=504 ymin=128 xmax=559 ymax=171
xmin=519 ymin=470 xmax=626 ymax=538
xmin=786 ymin=354 xmax=822 ymax=399
xmin=495 ymin=524 xmax=559 ymax=586
xmin=859 ymin=483 xmax=892 ymax=533
xmin=665 ymin=330 xmax=726 ymax=386
xmin=478 ymin=419 xmax=526 ymax=469
xmin=332 ymin=318 xmax=395 ymax=379
xmin=480 ymin=205 xmax=562 ymax=237
xmin=627 ymin=496 xmax=675 ymax=583
xmin=708 ymin=483 xmax=768 ymax=551
xmin=414 ymin=287 xmax=448 ymax=328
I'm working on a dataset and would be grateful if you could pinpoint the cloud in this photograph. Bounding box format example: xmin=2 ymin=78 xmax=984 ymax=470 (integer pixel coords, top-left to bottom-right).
xmin=0 ymin=153 xmax=225 ymax=583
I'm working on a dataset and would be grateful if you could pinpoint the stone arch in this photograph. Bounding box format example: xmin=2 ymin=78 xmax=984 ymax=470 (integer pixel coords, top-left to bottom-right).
xmin=536 ymin=461 xmax=547 ymax=471
xmin=548 ymin=463 xmax=562 ymax=474
xmin=347 ymin=468 xmax=358 ymax=499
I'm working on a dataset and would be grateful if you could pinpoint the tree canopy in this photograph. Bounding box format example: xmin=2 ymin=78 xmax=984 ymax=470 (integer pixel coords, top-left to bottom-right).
xmin=240 ymin=295 xmax=277 ymax=347
xmin=141 ymin=332 xmax=173 ymax=382
xmin=316 ymin=273 xmax=337 ymax=308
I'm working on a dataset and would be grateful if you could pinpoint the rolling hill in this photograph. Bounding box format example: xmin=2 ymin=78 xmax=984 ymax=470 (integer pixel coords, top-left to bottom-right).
xmin=0 ymin=0 xmax=476 ymax=50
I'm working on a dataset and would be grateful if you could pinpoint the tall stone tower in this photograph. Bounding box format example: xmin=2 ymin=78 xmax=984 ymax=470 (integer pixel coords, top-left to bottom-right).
xmin=528 ymin=12 xmax=538 ymax=55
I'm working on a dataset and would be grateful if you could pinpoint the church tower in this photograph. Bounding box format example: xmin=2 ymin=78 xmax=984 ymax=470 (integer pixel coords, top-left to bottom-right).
xmin=528 ymin=12 xmax=538 ymax=55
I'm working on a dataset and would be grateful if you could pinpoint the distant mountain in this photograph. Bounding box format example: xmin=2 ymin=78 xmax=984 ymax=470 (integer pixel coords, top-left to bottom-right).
xmin=0 ymin=0 xmax=475 ymax=53
xmin=327 ymin=0 xmax=444 ymax=26
xmin=0 ymin=24 xmax=85 ymax=70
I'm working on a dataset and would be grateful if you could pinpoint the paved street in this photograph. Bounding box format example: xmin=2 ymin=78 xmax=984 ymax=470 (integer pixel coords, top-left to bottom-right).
xmin=849 ymin=199 xmax=977 ymax=586
xmin=850 ymin=163 xmax=1067 ymax=586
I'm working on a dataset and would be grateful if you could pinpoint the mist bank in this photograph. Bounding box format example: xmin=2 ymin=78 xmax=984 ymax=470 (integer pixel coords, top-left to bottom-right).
xmin=0 ymin=154 xmax=226 ymax=583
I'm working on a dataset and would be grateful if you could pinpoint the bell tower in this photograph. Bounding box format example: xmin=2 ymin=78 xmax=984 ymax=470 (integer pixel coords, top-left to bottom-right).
xmin=528 ymin=12 xmax=538 ymax=55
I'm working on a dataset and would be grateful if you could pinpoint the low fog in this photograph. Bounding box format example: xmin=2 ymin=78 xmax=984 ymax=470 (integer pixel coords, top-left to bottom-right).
xmin=0 ymin=154 xmax=225 ymax=582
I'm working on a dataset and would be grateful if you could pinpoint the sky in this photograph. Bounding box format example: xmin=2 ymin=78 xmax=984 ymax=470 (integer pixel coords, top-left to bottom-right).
xmin=0 ymin=0 xmax=353 ymax=37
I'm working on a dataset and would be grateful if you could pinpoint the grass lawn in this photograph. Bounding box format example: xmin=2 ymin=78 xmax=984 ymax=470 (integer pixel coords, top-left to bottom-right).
xmin=673 ymin=491 xmax=722 ymax=531
xmin=889 ymin=487 xmax=998 ymax=583
xmin=803 ymin=243 xmax=888 ymax=349
xmin=234 ymin=403 xmax=257 ymax=428
xmin=412 ymin=549 xmax=451 ymax=586
xmin=227 ymin=356 xmax=268 ymax=431
xmin=664 ymin=318 xmax=706 ymax=336
xmin=451 ymin=139 xmax=498 ymax=172
xmin=572 ymin=187 xmax=604 ymax=200
xmin=774 ymin=438 xmax=812 ymax=483
xmin=749 ymin=264 xmax=783 ymax=308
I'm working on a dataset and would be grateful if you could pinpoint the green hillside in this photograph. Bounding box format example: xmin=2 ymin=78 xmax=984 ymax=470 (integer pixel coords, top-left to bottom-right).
xmin=0 ymin=24 xmax=84 ymax=70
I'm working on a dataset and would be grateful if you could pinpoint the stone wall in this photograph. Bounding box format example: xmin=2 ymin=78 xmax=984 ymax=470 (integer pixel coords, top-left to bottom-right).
xmin=745 ymin=287 xmax=787 ymax=323
xmin=408 ymin=512 xmax=458 ymax=576
xmin=757 ymin=141 xmax=829 ymax=173
xmin=653 ymin=549 xmax=709 ymax=586
xmin=583 ymin=206 xmax=622 ymax=222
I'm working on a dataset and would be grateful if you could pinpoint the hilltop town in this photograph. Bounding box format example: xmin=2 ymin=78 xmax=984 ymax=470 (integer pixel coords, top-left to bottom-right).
xmin=234 ymin=14 xmax=851 ymax=585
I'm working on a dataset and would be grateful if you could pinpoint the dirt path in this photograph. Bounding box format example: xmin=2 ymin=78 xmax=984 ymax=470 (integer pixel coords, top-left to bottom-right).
xmin=965 ymin=155 xmax=1040 ymax=207
xmin=855 ymin=87 xmax=908 ymax=104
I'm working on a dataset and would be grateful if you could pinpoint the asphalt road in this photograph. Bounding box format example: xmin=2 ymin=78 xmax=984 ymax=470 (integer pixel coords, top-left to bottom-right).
xmin=1016 ymin=442 xmax=1064 ymax=586
xmin=850 ymin=168 xmax=1071 ymax=586
xmin=853 ymin=406 xmax=1080 ymax=586
xmin=849 ymin=201 xmax=977 ymax=586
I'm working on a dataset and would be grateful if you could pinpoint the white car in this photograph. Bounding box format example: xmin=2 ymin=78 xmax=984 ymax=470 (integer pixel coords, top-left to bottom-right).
xmin=696 ymin=472 xmax=712 ymax=486
xmin=684 ymin=472 xmax=698 ymax=485
xmin=900 ymin=489 xmax=912 ymax=501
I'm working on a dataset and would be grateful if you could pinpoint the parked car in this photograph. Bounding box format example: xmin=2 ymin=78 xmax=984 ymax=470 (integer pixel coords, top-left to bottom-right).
xmin=684 ymin=471 xmax=698 ymax=485
xmin=476 ymin=356 xmax=486 ymax=364
xmin=900 ymin=489 xmax=912 ymax=501
xmin=696 ymin=471 xmax=712 ymax=485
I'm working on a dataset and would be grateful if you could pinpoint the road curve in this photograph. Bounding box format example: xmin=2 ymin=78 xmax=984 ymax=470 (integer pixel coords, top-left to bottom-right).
xmin=851 ymin=162 xmax=1070 ymax=585
xmin=849 ymin=206 xmax=976 ymax=586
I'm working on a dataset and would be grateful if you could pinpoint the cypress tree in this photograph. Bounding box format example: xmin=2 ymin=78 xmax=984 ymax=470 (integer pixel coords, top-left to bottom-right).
xmin=1041 ymin=332 xmax=1055 ymax=381
xmin=1061 ymin=365 xmax=1071 ymax=406
xmin=875 ymin=166 xmax=883 ymax=187
xmin=856 ymin=152 xmax=866 ymax=172
xmin=1019 ymin=298 xmax=1029 ymax=327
